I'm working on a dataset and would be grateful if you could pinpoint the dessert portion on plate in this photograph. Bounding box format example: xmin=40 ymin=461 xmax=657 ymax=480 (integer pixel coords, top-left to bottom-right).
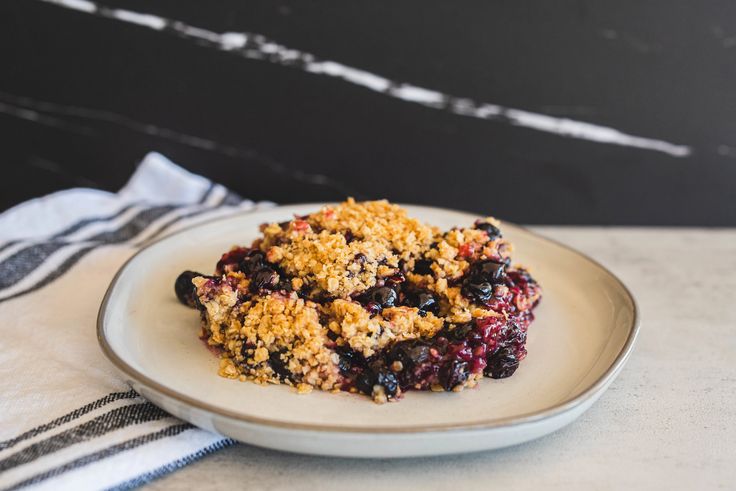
xmin=175 ymin=199 xmax=541 ymax=403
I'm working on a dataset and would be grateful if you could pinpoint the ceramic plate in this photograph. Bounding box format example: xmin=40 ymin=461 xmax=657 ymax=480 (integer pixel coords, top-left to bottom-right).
xmin=98 ymin=204 xmax=639 ymax=458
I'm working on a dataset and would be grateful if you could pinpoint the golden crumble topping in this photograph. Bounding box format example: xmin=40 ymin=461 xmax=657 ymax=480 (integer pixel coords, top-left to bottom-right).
xmin=177 ymin=199 xmax=542 ymax=403
xmin=258 ymin=198 xmax=437 ymax=297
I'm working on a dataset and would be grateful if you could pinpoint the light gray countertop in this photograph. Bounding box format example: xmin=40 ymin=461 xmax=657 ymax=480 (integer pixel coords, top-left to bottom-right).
xmin=149 ymin=227 xmax=736 ymax=490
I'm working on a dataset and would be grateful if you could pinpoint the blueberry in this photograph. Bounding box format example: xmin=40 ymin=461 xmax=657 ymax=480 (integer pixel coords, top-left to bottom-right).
xmin=462 ymin=278 xmax=494 ymax=303
xmin=405 ymin=290 xmax=439 ymax=315
xmin=462 ymin=260 xmax=505 ymax=303
xmin=269 ymin=350 xmax=292 ymax=381
xmin=389 ymin=340 xmax=430 ymax=368
xmin=362 ymin=286 xmax=397 ymax=310
xmin=376 ymin=370 xmax=399 ymax=397
xmin=336 ymin=347 xmax=366 ymax=373
xmin=344 ymin=229 xmax=355 ymax=243
xmin=473 ymin=260 xmax=506 ymax=283
xmin=502 ymin=327 xmax=527 ymax=348
xmin=474 ymin=221 xmax=502 ymax=240
xmin=438 ymin=360 xmax=469 ymax=391
xmin=486 ymin=347 xmax=519 ymax=379
xmin=250 ymin=267 xmax=280 ymax=292
xmin=239 ymin=250 xmax=266 ymax=275
xmin=174 ymin=271 xmax=202 ymax=308
xmin=413 ymin=259 xmax=434 ymax=275
xmin=338 ymin=356 xmax=351 ymax=373
xmin=355 ymin=369 xmax=376 ymax=394
xmin=371 ymin=287 xmax=398 ymax=307
xmin=406 ymin=344 xmax=431 ymax=365
xmin=365 ymin=301 xmax=382 ymax=316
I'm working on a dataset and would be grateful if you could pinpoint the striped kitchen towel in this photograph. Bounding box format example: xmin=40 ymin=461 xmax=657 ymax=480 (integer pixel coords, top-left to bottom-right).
xmin=0 ymin=153 xmax=272 ymax=490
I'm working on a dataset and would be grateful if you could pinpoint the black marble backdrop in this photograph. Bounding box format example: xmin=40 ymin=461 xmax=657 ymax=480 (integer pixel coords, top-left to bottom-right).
xmin=1 ymin=1 xmax=735 ymax=225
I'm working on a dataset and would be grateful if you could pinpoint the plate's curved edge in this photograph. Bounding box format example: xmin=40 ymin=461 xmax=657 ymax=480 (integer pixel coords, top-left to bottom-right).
xmin=97 ymin=203 xmax=640 ymax=435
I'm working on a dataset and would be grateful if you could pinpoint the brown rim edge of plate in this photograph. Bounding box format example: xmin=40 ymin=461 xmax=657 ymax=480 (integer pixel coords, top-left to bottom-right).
xmin=97 ymin=203 xmax=640 ymax=435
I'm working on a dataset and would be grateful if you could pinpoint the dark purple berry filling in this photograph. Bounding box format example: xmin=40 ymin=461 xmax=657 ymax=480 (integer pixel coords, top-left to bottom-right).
xmin=338 ymin=306 xmax=535 ymax=400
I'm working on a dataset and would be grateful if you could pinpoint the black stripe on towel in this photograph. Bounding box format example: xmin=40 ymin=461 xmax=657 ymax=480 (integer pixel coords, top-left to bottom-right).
xmin=105 ymin=438 xmax=236 ymax=491
xmin=0 ymin=202 xmax=135 ymax=260
xmin=4 ymin=424 xmax=195 ymax=491
xmin=0 ymin=205 xmax=177 ymax=290
xmin=0 ymin=245 xmax=96 ymax=303
xmin=197 ymin=182 xmax=216 ymax=204
xmin=0 ymin=180 xmax=231 ymax=303
xmin=0 ymin=403 xmax=170 ymax=472
xmin=0 ymin=390 xmax=138 ymax=451
xmin=0 ymin=204 xmax=236 ymax=305
xmin=48 ymin=203 xmax=140 ymax=240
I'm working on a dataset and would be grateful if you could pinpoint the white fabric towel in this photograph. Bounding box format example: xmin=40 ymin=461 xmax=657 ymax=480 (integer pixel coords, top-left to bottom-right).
xmin=0 ymin=153 xmax=273 ymax=490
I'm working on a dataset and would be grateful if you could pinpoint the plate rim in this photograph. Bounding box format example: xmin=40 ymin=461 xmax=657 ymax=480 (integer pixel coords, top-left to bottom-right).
xmin=97 ymin=203 xmax=640 ymax=434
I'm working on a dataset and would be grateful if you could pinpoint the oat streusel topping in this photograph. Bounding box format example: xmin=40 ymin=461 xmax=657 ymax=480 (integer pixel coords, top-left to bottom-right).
xmin=176 ymin=199 xmax=541 ymax=403
xmin=259 ymin=198 xmax=438 ymax=297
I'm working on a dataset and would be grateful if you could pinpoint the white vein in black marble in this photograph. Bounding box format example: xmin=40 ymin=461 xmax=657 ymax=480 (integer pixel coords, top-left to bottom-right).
xmin=0 ymin=101 xmax=95 ymax=136
xmin=0 ymin=91 xmax=363 ymax=198
xmin=40 ymin=0 xmax=691 ymax=157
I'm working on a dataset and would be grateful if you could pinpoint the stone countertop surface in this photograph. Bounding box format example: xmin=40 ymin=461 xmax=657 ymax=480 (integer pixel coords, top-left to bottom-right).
xmin=149 ymin=227 xmax=736 ymax=490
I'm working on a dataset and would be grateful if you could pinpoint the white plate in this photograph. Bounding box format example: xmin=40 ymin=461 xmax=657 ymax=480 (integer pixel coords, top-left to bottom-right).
xmin=98 ymin=204 xmax=639 ymax=458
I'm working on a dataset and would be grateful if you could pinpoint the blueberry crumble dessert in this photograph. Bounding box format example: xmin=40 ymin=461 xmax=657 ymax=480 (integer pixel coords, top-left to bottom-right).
xmin=175 ymin=199 xmax=541 ymax=403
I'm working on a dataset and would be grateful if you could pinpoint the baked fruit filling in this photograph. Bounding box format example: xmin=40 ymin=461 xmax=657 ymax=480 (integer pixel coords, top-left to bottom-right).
xmin=175 ymin=199 xmax=541 ymax=403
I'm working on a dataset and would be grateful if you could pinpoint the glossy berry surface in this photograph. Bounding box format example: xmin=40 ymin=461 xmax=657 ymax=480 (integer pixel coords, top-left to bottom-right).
xmin=474 ymin=221 xmax=502 ymax=240
xmin=174 ymin=270 xmax=202 ymax=307
xmin=239 ymin=250 xmax=267 ymax=275
xmin=474 ymin=260 xmax=506 ymax=282
xmin=462 ymin=259 xmax=506 ymax=304
xmin=250 ymin=267 xmax=280 ymax=292
xmin=404 ymin=289 xmax=439 ymax=315
xmin=462 ymin=279 xmax=494 ymax=303
xmin=215 ymin=247 xmax=251 ymax=274
xmin=486 ymin=347 xmax=519 ymax=378
xmin=359 ymin=286 xmax=398 ymax=311
xmin=438 ymin=360 xmax=469 ymax=390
